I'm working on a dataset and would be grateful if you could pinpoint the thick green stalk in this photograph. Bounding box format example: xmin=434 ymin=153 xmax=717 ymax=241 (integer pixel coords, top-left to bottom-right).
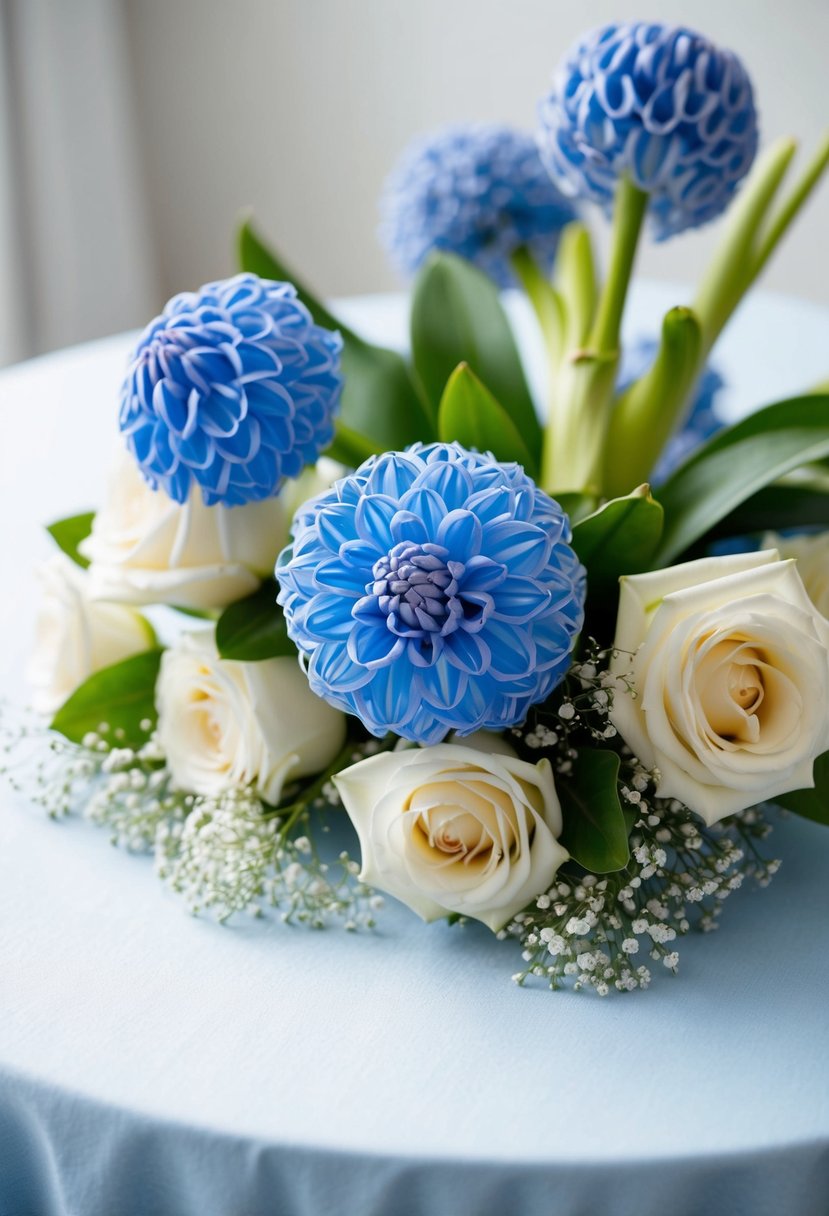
xmin=750 ymin=131 xmax=829 ymax=285
xmin=541 ymin=178 xmax=648 ymax=495
xmin=554 ymin=222 xmax=598 ymax=350
xmin=602 ymin=307 xmax=702 ymax=498
xmin=588 ymin=177 xmax=649 ymax=354
xmin=692 ymin=137 xmax=797 ymax=353
xmin=510 ymin=245 xmax=566 ymax=366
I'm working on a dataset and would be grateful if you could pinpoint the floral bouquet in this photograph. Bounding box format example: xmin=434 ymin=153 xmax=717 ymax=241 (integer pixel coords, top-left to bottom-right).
xmin=10 ymin=22 xmax=829 ymax=995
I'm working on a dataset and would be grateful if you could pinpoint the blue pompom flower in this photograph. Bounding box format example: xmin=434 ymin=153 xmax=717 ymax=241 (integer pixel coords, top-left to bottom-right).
xmin=379 ymin=124 xmax=578 ymax=287
xmin=276 ymin=443 xmax=586 ymax=744
xmin=119 ymin=274 xmax=343 ymax=507
xmin=537 ymin=23 xmax=758 ymax=239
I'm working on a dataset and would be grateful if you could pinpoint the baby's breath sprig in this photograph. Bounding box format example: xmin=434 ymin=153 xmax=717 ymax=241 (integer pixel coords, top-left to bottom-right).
xmin=504 ymin=647 xmax=779 ymax=994
xmin=0 ymin=704 xmax=385 ymax=932
xmin=505 ymin=798 xmax=778 ymax=995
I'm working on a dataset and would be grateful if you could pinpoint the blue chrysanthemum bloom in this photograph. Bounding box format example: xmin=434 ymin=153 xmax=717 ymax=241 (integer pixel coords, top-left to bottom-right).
xmin=119 ymin=273 xmax=343 ymax=506
xmin=537 ymin=23 xmax=758 ymax=239
xmin=617 ymin=337 xmax=726 ymax=482
xmin=379 ymin=124 xmax=578 ymax=287
xmin=276 ymin=442 xmax=586 ymax=745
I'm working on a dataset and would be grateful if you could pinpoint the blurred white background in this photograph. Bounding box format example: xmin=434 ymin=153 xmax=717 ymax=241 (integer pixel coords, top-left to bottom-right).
xmin=0 ymin=0 xmax=827 ymax=366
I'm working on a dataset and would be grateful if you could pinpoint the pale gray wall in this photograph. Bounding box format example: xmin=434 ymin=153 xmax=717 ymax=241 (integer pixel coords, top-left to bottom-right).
xmin=124 ymin=0 xmax=829 ymax=306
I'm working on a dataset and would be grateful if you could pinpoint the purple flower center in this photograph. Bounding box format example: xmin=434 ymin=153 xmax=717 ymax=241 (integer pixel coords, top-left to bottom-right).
xmin=369 ymin=541 xmax=484 ymax=639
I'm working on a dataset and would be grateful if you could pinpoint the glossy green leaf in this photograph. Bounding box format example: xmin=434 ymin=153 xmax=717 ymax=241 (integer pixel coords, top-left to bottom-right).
xmin=437 ymin=364 xmax=537 ymax=475
xmin=46 ymin=512 xmax=95 ymax=569
xmin=51 ymin=649 xmax=163 ymax=747
xmin=571 ymin=486 xmax=664 ymax=589
xmin=215 ymin=581 xmax=296 ymax=662
xmin=558 ymin=749 xmax=630 ymax=873
xmin=775 ymin=752 xmax=829 ymax=825
xmin=654 ymin=393 xmax=829 ymax=566
xmin=553 ymin=492 xmax=599 ymax=527
xmin=410 ymin=252 xmax=540 ymax=458
xmin=237 ymin=217 xmax=434 ymax=449
xmin=703 ymin=477 xmax=829 ymax=543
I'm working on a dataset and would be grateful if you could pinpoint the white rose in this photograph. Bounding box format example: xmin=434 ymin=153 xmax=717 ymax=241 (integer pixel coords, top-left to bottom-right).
xmin=80 ymin=454 xmax=344 ymax=612
xmin=609 ymin=550 xmax=829 ymax=825
xmin=333 ymin=744 xmax=568 ymax=931
xmin=156 ymin=629 xmax=346 ymax=803
xmin=27 ymin=554 xmax=155 ymax=715
xmin=762 ymin=531 xmax=829 ymax=619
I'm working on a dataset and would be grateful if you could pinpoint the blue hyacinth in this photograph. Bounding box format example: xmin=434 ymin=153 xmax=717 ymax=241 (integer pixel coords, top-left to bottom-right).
xmin=537 ymin=23 xmax=758 ymax=239
xmin=276 ymin=443 xmax=586 ymax=745
xmin=379 ymin=124 xmax=579 ymax=287
xmin=119 ymin=274 xmax=342 ymax=506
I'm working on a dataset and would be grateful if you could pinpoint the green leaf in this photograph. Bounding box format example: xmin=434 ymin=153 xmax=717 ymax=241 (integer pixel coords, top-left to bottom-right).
xmin=237 ymin=216 xmax=434 ymax=449
xmin=571 ymin=485 xmax=664 ymax=590
xmin=558 ymin=749 xmax=630 ymax=873
xmin=775 ymin=752 xmax=829 ymax=825
xmin=325 ymin=420 xmax=383 ymax=468
xmin=702 ymin=477 xmax=829 ymax=543
xmin=555 ymin=492 xmax=599 ymax=527
xmin=410 ymin=252 xmax=540 ymax=458
xmin=654 ymin=393 xmax=829 ymax=566
xmin=215 ymin=581 xmax=296 ymax=662
xmin=47 ymin=512 xmax=95 ymax=569
xmin=51 ymin=649 xmax=163 ymax=747
xmin=437 ymin=363 xmax=537 ymax=475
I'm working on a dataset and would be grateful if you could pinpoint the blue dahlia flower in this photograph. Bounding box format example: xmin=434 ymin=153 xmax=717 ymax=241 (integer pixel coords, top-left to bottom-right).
xmin=276 ymin=442 xmax=586 ymax=745
xmin=379 ymin=124 xmax=578 ymax=287
xmin=537 ymin=23 xmax=758 ymax=239
xmin=119 ymin=274 xmax=342 ymax=506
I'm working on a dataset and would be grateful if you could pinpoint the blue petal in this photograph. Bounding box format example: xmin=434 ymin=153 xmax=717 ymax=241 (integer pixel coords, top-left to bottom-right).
xmin=399 ymin=487 xmax=446 ymax=538
xmin=303 ymin=594 xmax=355 ymax=641
xmin=444 ymin=629 xmax=491 ymax=676
xmin=437 ymin=509 xmax=482 ymax=562
xmin=491 ymin=576 xmax=552 ymax=623
xmin=480 ymin=520 xmax=552 ymax=577
xmin=482 ymin=619 xmax=536 ymax=680
xmin=316 ymin=503 xmax=359 ymax=552
xmin=365 ymin=452 xmax=423 ymax=497
xmin=355 ymin=494 xmax=398 ymax=550
xmin=347 ymin=621 xmax=405 ymax=669
xmin=309 ymin=642 xmax=372 ymax=693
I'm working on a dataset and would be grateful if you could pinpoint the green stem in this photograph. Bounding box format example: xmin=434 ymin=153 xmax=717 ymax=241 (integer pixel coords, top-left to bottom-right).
xmin=589 ymin=177 xmax=649 ymax=354
xmin=692 ymin=137 xmax=797 ymax=354
xmin=750 ymin=130 xmax=829 ymax=283
xmin=510 ymin=245 xmax=565 ymax=364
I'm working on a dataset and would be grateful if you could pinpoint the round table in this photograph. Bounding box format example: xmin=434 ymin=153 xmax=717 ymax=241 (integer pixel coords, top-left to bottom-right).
xmin=1 ymin=285 xmax=828 ymax=1216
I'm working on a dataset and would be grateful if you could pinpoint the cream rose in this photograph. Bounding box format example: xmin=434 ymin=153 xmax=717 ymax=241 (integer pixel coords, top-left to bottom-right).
xmin=80 ymin=453 xmax=344 ymax=612
xmin=156 ymin=629 xmax=346 ymax=803
xmin=762 ymin=531 xmax=829 ymax=619
xmin=27 ymin=554 xmax=155 ymax=715
xmin=333 ymin=744 xmax=568 ymax=931
xmin=609 ymin=550 xmax=829 ymax=824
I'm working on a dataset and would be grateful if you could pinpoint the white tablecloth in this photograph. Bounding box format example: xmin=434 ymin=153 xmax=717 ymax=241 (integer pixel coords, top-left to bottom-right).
xmin=1 ymin=285 xmax=828 ymax=1216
